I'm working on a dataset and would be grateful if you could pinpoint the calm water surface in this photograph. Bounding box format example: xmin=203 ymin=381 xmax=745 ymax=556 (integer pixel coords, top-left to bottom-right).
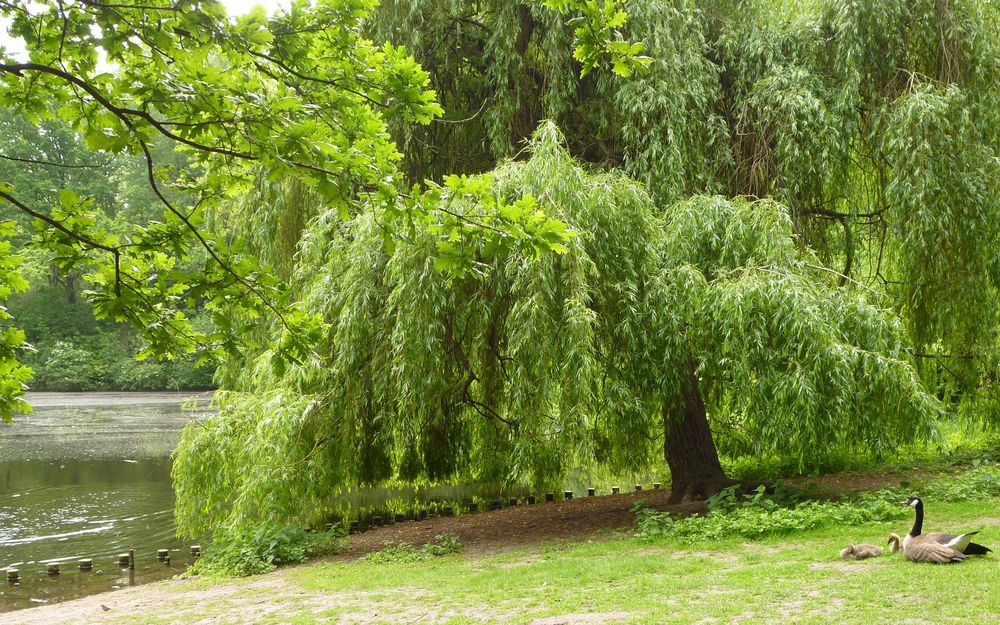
xmin=0 ymin=392 xmax=210 ymax=613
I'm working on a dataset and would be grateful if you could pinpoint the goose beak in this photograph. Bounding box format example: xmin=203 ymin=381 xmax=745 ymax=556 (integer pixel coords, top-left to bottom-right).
xmin=898 ymin=499 xmax=909 ymax=505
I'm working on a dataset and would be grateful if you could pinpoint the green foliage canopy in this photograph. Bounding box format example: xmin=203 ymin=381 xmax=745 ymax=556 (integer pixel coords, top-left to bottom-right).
xmin=375 ymin=0 xmax=1000 ymax=407
xmin=173 ymin=126 xmax=936 ymax=537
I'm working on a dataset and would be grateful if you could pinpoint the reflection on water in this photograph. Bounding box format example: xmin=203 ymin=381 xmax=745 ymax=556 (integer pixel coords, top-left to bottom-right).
xmin=0 ymin=392 xmax=208 ymax=613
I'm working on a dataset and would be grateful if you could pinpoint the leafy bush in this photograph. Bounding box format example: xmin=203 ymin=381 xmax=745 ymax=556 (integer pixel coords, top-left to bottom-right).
xmin=28 ymin=340 xmax=104 ymax=391
xmin=917 ymin=464 xmax=1000 ymax=502
xmin=706 ymin=482 xmax=817 ymax=513
xmin=635 ymin=497 xmax=903 ymax=542
xmin=636 ymin=464 xmax=1000 ymax=542
xmin=26 ymin=333 xmax=215 ymax=391
xmin=361 ymin=534 xmax=464 ymax=564
xmin=191 ymin=524 xmax=344 ymax=576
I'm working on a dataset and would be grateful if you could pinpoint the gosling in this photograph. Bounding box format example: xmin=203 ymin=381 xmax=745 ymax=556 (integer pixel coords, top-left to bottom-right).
xmin=840 ymin=543 xmax=884 ymax=560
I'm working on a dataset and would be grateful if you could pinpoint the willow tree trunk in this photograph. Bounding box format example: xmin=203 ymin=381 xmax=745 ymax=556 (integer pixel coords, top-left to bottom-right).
xmin=663 ymin=363 xmax=735 ymax=504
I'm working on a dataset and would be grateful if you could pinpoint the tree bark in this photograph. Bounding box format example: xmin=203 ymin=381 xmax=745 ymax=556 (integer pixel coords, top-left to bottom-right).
xmin=663 ymin=363 xmax=735 ymax=504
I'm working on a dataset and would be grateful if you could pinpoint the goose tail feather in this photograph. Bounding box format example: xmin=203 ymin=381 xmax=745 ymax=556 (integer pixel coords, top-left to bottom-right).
xmin=964 ymin=542 xmax=992 ymax=556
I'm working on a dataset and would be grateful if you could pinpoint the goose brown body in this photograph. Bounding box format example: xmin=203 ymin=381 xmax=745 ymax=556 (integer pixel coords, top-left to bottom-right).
xmin=892 ymin=496 xmax=993 ymax=564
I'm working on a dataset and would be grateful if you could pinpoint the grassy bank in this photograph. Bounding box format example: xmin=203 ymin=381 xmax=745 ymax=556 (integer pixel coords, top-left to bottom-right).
xmin=6 ymin=496 xmax=999 ymax=625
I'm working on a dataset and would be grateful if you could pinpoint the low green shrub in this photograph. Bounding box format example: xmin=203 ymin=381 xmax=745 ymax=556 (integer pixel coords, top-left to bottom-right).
xmin=361 ymin=533 xmax=464 ymax=564
xmin=635 ymin=497 xmax=903 ymax=541
xmin=191 ymin=524 xmax=344 ymax=576
xmin=917 ymin=463 xmax=1000 ymax=501
xmin=635 ymin=463 xmax=1000 ymax=542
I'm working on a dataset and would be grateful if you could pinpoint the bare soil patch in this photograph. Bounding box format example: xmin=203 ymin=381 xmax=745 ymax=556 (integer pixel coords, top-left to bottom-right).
xmin=788 ymin=466 xmax=946 ymax=497
xmin=336 ymin=489 xmax=704 ymax=558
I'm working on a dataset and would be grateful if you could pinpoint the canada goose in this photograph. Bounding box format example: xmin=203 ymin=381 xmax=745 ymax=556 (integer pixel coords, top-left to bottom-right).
xmin=840 ymin=543 xmax=883 ymax=560
xmin=892 ymin=496 xmax=992 ymax=563
xmin=886 ymin=530 xmax=963 ymax=563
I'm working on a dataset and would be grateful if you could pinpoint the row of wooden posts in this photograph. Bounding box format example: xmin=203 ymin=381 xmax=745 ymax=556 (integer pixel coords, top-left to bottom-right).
xmin=5 ymin=546 xmax=202 ymax=583
xmin=341 ymin=482 xmax=663 ymax=534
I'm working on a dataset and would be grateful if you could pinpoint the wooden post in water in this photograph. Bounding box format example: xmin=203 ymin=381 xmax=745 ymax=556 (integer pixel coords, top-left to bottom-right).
xmin=190 ymin=545 xmax=202 ymax=559
xmin=118 ymin=553 xmax=130 ymax=567
xmin=157 ymin=549 xmax=169 ymax=560
xmin=79 ymin=558 xmax=93 ymax=571
xmin=6 ymin=569 xmax=18 ymax=583
xmin=47 ymin=563 xmax=60 ymax=576
xmin=128 ymin=549 xmax=135 ymax=570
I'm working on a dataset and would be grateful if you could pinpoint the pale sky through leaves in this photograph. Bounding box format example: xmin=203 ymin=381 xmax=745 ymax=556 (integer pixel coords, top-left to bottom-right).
xmin=1 ymin=0 xmax=291 ymax=59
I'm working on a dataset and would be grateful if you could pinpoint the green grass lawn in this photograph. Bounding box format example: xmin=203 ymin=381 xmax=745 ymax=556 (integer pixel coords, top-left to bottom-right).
xmin=259 ymin=499 xmax=1000 ymax=625
xmin=16 ymin=498 xmax=1000 ymax=625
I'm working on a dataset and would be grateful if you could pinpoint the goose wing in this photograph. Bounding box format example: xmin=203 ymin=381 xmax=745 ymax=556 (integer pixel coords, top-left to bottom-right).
xmin=925 ymin=531 xmax=978 ymax=552
xmin=906 ymin=540 xmax=966 ymax=564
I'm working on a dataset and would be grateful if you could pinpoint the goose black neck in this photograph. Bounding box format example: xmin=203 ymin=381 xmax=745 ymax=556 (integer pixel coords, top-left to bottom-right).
xmin=909 ymin=500 xmax=923 ymax=537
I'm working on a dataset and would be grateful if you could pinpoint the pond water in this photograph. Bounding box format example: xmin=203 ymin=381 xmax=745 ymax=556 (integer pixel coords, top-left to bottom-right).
xmin=0 ymin=392 xmax=210 ymax=613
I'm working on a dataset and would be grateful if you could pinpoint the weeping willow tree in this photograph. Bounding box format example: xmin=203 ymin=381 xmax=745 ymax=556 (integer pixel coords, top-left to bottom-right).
xmin=370 ymin=0 xmax=1000 ymax=414
xmin=173 ymin=125 xmax=936 ymax=536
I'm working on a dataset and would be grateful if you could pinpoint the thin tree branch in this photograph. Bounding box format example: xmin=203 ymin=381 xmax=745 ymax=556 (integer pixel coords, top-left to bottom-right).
xmin=0 ymin=188 xmax=123 ymax=296
xmin=0 ymin=152 xmax=115 ymax=169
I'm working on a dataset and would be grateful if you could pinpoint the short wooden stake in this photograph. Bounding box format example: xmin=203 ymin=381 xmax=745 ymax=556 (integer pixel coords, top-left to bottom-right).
xmin=190 ymin=545 xmax=201 ymax=559
xmin=587 ymin=487 xmax=596 ymax=496
xmin=611 ymin=486 xmax=620 ymax=494
xmin=545 ymin=492 xmax=555 ymax=502
xmin=653 ymin=482 xmax=661 ymax=490
xmin=443 ymin=506 xmax=454 ymax=517
xmin=527 ymin=495 xmax=536 ymax=505
xmin=78 ymin=558 xmax=93 ymax=571
xmin=394 ymin=513 xmax=406 ymax=524
xmin=47 ymin=563 xmax=60 ymax=576
xmin=6 ymin=569 xmax=18 ymax=582
xmin=635 ymin=484 xmax=642 ymax=492
xmin=491 ymin=499 xmax=502 ymax=510
xmin=129 ymin=549 xmax=135 ymax=570
xmin=372 ymin=515 xmax=383 ymax=527
xmin=118 ymin=553 xmax=130 ymax=567
xmin=349 ymin=521 xmax=360 ymax=533
xmin=157 ymin=549 xmax=169 ymax=560
xmin=563 ymin=490 xmax=573 ymax=500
